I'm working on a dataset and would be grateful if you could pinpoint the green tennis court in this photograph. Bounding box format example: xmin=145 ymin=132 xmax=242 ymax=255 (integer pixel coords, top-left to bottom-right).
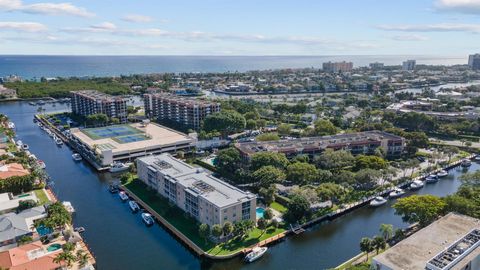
xmin=83 ymin=125 xmax=142 ymax=140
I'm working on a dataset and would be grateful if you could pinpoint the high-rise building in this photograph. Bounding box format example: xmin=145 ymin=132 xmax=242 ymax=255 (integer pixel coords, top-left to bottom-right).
xmin=369 ymin=62 xmax=384 ymax=69
xmin=468 ymin=54 xmax=480 ymax=70
xmin=70 ymin=90 xmax=128 ymax=123
xmin=402 ymin=60 xmax=416 ymax=71
xmin=322 ymin=61 xmax=353 ymax=73
xmin=144 ymin=93 xmax=221 ymax=130
xmin=136 ymin=154 xmax=256 ymax=226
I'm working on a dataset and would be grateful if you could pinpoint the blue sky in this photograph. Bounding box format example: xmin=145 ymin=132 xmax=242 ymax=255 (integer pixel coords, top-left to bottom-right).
xmin=0 ymin=0 xmax=480 ymax=55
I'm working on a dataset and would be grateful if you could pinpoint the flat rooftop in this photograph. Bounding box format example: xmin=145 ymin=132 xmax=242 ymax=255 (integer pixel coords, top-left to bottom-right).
xmin=373 ymin=213 xmax=480 ymax=270
xmin=236 ymin=130 xmax=404 ymax=156
xmin=71 ymin=90 xmax=125 ymax=101
xmin=139 ymin=154 xmax=255 ymax=208
xmin=71 ymin=123 xmax=194 ymax=154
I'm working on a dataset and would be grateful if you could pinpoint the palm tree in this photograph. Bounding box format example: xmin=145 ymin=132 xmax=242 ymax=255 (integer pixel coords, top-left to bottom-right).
xmin=373 ymin=235 xmax=387 ymax=254
xmin=379 ymin=224 xmax=393 ymax=241
xmin=76 ymin=250 xmax=91 ymax=267
xmin=359 ymin=237 xmax=373 ymax=261
xmin=53 ymin=250 xmax=76 ymax=268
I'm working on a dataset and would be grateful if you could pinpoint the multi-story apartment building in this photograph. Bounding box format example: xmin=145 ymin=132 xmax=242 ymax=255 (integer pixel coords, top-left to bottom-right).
xmin=136 ymin=154 xmax=256 ymax=227
xmin=402 ymin=60 xmax=416 ymax=71
xmin=322 ymin=61 xmax=353 ymax=73
xmin=144 ymin=93 xmax=221 ymax=130
xmin=70 ymin=90 xmax=127 ymax=123
xmin=468 ymin=54 xmax=480 ymax=70
xmin=235 ymin=130 xmax=405 ymax=159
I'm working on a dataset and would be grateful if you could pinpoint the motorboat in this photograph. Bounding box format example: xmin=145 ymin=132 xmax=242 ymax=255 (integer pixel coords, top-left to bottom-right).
xmin=461 ymin=159 xmax=472 ymax=167
xmin=129 ymin=200 xmax=140 ymax=212
xmin=7 ymin=122 xmax=15 ymax=129
xmin=62 ymin=201 xmax=75 ymax=213
xmin=425 ymin=174 xmax=439 ymax=184
xmin=74 ymin=227 xmax=85 ymax=233
xmin=48 ymin=131 xmax=54 ymax=138
xmin=410 ymin=180 xmax=424 ymax=190
xmin=29 ymin=102 xmax=36 ymax=106
xmin=16 ymin=140 xmax=23 ymax=147
xmin=37 ymin=122 xmax=43 ymax=128
xmin=141 ymin=213 xmax=154 ymax=226
xmin=46 ymin=129 xmax=52 ymax=136
xmin=108 ymin=184 xmax=119 ymax=193
xmin=245 ymin=247 xmax=268 ymax=263
xmin=389 ymin=187 xmax=405 ymax=199
xmin=437 ymin=170 xmax=448 ymax=177
xmin=37 ymin=160 xmax=46 ymax=169
xmin=55 ymin=138 xmax=63 ymax=145
xmin=109 ymin=162 xmax=130 ymax=173
xmin=72 ymin=153 xmax=82 ymax=161
xmin=119 ymin=191 xmax=129 ymax=201
xmin=21 ymin=144 xmax=29 ymax=150
xmin=369 ymin=196 xmax=388 ymax=207
xmin=475 ymin=155 xmax=480 ymax=161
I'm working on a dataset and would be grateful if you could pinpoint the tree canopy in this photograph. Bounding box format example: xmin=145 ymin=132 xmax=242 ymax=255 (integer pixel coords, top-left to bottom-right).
xmin=250 ymin=152 xmax=289 ymax=171
xmin=286 ymin=162 xmax=318 ymax=185
xmin=203 ymin=110 xmax=246 ymax=135
xmin=393 ymin=195 xmax=446 ymax=227
xmin=251 ymin=166 xmax=286 ymax=188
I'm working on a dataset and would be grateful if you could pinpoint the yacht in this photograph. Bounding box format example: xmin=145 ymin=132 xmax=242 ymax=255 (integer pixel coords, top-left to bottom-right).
xmin=425 ymin=174 xmax=439 ymax=184
xmin=62 ymin=201 xmax=75 ymax=213
xmin=55 ymin=138 xmax=63 ymax=145
xmin=389 ymin=187 xmax=405 ymax=199
xmin=21 ymin=144 xmax=29 ymax=150
xmin=141 ymin=213 xmax=155 ymax=226
xmin=245 ymin=247 xmax=268 ymax=263
xmin=72 ymin=153 xmax=82 ymax=161
xmin=369 ymin=196 xmax=388 ymax=207
xmin=461 ymin=159 xmax=472 ymax=167
xmin=410 ymin=180 xmax=424 ymax=190
xmin=109 ymin=162 xmax=130 ymax=173
xmin=37 ymin=160 xmax=46 ymax=169
xmin=119 ymin=191 xmax=129 ymax=201
xmin=437 ymin=170 xmax=448 ymax=177
xmin=128 ymin=200 xmax=140 ymax=212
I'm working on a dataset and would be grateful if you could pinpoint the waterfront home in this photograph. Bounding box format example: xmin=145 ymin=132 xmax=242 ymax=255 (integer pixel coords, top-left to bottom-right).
xmin=136 ymin=154 xmax=256 ymax=227
xmin=0 ymin=162 xmax=29 ymax=180
xmin=0 ymin=240 xmax=63 ymax=270
xmin=0 ymin=192 xmax=39 ymax=214
xmin=371 ymin=213 xmax=480 ymax=270
xmin=0 ymin=206 xmax=47 ymax=247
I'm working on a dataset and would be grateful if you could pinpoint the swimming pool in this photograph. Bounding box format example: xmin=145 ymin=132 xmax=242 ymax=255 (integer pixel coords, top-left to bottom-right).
xmin=256 ymin=207 xmax=265 ymax=219
xmin=36 ymin=225 xmax=53 ymax=236
xmin=47 ymin=243 xmax=62 ymax=252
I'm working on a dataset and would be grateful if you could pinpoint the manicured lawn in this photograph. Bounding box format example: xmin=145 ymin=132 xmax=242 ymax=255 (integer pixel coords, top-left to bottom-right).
xmin=124 ymin=179 xmax=286 ymax=256
xmin=270 ymin=202 xmax=287 ymax=213
xmin=34 ymin=189 xmax=50 ymax=205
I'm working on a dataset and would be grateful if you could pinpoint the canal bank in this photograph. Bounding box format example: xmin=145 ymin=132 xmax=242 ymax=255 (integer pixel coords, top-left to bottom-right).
xmin=2 ymin=100 xmax=478 ymax=270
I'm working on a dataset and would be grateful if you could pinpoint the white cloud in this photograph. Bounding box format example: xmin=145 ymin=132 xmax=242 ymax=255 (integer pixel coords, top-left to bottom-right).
xmin=0 ymin=21 xmax=47 ymax=32
xmin=390 ymin=34 xmax=429 ymax=41
xmin=0 ymin=0 xmax=94 ymax=17
xmin=435 ymin=0 xmax=480 ymax=14
xmin=122 ymin=14 xmax=153 ymax=23
xmin=91 ymin=22 xmax=117 ymax=30
xmin=377 ymin=23 xmax=480 ymax=33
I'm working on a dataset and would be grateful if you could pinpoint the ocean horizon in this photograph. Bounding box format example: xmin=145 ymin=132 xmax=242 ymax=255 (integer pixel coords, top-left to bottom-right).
xmin=0 ymin=55 xmax=468 ymax=79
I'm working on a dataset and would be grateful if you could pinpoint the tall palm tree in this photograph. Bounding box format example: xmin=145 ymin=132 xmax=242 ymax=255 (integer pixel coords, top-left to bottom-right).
xmin=76 ymin=250 xmax=91 ymax=267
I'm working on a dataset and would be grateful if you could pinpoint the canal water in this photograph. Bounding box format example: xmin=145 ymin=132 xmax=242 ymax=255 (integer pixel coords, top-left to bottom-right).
xmin=1 ymin=101 xmax=477 ymax=270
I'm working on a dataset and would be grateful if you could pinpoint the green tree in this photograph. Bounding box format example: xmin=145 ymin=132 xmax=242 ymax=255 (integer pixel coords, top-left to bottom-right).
xmin=256 ymin=133 xmax=280 ymax=141
xmin=215 ymin=148 xmax=241 ymax=175
xmin=257 ymin=218 xmax=268 ymax=235
xmin=359 ymin=237 xmax=373 ymax=260
xmin=76 ymin=250 xmax=91 ymax=268
xmin=379 ymin=223 xmax=393 ymax=241
xmin=222 ymin=221 xmax=234 ymax=237
xmin=263 ymin=208 xmax=274 ymax=220
xmin=460 ymin=171 xmax=480 ymax=187
xmin=277 ymin=124 xmax=292 ymax=136
xmin=246 ymin=119 xmax=257 ymax=130
xmin=250 ymin=152 xmax=289 ymax=171
xmin=286 ymin=162 xmax=318 ymax=185
xmin=17 ymin=235 xmax=33 ymax=246
xmin=285 ymin=194 xmax=310 ymax=223
xmin=53 ymin=250 xmax=76 ymax=268
xmin=198 ymin=223 xmax=210 ymax=244
xmin=315 ymin=149 xmax=355 ymax=171
xmin=259 ymin=185 xmax=276 ymax=205
xmin=211 ymin=224 xmax=223 ymax=239
xmin=314 ymin=119 xmax=338 ymax=136
xmin=393 ymin=195 xmax=446 ymax=227
xmin=354 ymin=169 xmax=381 ymax=189
xmin=355 ymin=155 xmax=388 ymax=170
xmin=316 ymin=183 xmax=344 ymax=202
xmin=203 ymin=110 xmax=246 ymax=135
xmin=252 ymin=166 xmax=286 ymax=188
xmin=373 ymin=235 xmax=386 ymax=254
xmin=393 ymin=228 xmax=405 ymax=241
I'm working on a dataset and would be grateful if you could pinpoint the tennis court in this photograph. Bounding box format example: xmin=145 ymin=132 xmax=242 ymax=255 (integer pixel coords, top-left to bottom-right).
xmin=83 ymin=125 xmax=142 ymax=140
xmin=113 ymin=134 xmax=149 ymax=144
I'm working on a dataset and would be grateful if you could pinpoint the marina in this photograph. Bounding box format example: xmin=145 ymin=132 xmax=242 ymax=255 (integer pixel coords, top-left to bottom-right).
xmin=2 ymin=100 xmax=479 ymax=270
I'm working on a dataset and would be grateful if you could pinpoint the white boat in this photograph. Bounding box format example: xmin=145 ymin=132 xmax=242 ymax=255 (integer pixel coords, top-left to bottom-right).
xmin=410 ymin=180 xmax=424 ymax=190
xmin=37 ymin=160 xmax=46 ymax=169
xmin=475 ymin=155 xmax=480 ymax=161
xmin=437 ymin=170 xmax=448 ymax=177
xmin=425 ymin=174 xmax=439 ymax=184
xmin=128 ymin=200 xmax=140 ymax=212
xmin=55 ymin=138 xmax=63 ymax=145
xmin=119 ymin=191 xmax=129 ymax=201
xmin=62 ymin=201 xmax=75 ymax=213
xmin=109 ymin=162 xmax=130 ymax=173
xmin=46 ymin=129 xmax=52 ymax=136
xmin=389 ymin=187 xmax=405 ymax=199
xmin=74 ymin=227 xmax=85 ymax=233
xmin=21 ymin=144 xmax=29 ymax=150
xmin=141 ymin=213 xmax=154 ymax=226
xmin=7 ymin=122 xmax=15 ymax=129
xmin=72 ymin=153 xmax=82 ymax=161
xmin=245 ymin=247 xmax=268 ymax=263
xmin=369 ymin=196 xmax=388 ymax=207
xmin=16 ymin=140 xmax=23 ymax=146
xmin=461 ymin=159 xmax=472 ymax=167
xmin=37 ymin=122 xmax=43 ymax=128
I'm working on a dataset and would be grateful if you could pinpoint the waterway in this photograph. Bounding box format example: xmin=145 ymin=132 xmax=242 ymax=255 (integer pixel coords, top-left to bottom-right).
xmin=1 ymin=101 xmax=477 ymax=270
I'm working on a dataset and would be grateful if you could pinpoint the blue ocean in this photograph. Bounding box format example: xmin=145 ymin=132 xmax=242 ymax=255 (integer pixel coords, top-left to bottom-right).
xmin=0 ymin=55 xmax=467 ymax=79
